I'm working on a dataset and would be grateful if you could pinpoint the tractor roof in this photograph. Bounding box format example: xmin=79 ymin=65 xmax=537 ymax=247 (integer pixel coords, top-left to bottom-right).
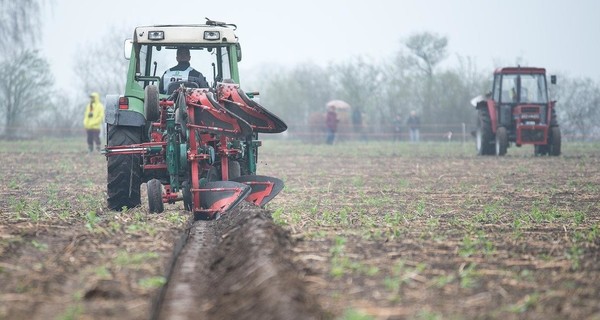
xmin=494 ymin=67 xmax=546 ymax=75
xmin=133 ymin=23 xmax=238 ymax=45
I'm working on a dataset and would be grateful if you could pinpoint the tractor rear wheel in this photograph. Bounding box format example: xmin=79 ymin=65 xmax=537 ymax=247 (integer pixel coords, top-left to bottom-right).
xmin=107 ymin=125 xmax=143 ymax=210
xmin=144 ymin=85 xmax=160 ymax=122
xmin=549 ymin=126 xmax=561 ymax=156
xmin=147 ymin=179 xmax=164 ymax=213
xmin=476 ymin=109 xmax=495 ymax=155
xmin=495 ymin=127 xmax=508 ymax=156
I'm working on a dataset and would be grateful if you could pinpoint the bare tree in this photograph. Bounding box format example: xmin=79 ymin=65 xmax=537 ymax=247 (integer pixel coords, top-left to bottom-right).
xmin=404 ymin=32 xmax=448 ymax=78
xmin=403 ymin=32 xmax=449 ymax=127
xmin=0 ymin=50 xmax=54 ymax=137
xmin=256 ymin=62 xmax=335 ymax=138
xmin=554 ymin=76 xmax=600 ymax=140
xmin=73 ymin=26 xmax=130 ymax=98
xmin=0 ymin=0 xmax=49 ymax=53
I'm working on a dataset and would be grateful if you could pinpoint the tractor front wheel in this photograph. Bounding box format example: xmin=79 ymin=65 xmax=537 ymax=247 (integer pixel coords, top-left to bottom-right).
xmin=495 ymin=127 xmax=508 ymax=156
xmin=147 ymin=179 xmax=164 ymax=213
xmin=476 ymin=109 xmax=495 ymax=155
xmin=534 ymin=145 xmax=549 ymax=156
xmin=144 ymin=85 xmax=160 ymax=122
xmin=107 ymin=125 xmax=143 ymax=210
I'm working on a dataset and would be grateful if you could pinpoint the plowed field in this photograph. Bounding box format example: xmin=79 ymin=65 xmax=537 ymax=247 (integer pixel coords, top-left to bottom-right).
xmin=1 ymin=138 xmax=599 ymax=319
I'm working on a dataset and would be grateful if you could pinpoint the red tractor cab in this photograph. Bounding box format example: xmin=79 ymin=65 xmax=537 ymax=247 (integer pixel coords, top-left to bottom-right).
xmin=473 ymin=67 xmax=560 ymax=156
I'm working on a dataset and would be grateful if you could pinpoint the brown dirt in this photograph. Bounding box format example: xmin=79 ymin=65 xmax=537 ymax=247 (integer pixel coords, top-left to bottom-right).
xmin=264 ymin=143 xmax=600 ymax=319
xmin=156 ymin=205 xmax=325 ymax=320
xmin=1 ymin=140 xmax=600 ymax=320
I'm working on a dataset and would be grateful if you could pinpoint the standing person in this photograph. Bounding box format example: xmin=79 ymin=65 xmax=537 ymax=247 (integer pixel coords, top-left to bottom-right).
xmin=351 ymin=106 xmax=365 ymax=141
xmin=160 ymin=47 xmax=209 ymax=94
xmin=83 ymin=92 xmax=105 ymax=153
xmin=407 ymin=110 xmax=420 ymax=143
xmin=325 ymin=105 xmax=339 ymax=145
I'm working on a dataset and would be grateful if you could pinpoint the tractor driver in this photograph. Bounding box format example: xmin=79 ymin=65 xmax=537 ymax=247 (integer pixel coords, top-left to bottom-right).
xmin=159 ymin=47 xmax=209 ymax=94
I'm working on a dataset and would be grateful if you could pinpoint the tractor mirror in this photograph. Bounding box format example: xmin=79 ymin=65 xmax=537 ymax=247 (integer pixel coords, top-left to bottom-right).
xmin=124 ymin=39 xmax=133 ymax=60
xmin=550 ymin=75 xmax=557 ymax=85
xmin=235 ymin=43 xmax=242 ymax=62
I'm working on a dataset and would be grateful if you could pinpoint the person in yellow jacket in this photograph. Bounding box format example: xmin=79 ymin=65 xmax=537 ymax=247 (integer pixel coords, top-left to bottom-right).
xmin=83 ymin=92 xmax=105 ymax=153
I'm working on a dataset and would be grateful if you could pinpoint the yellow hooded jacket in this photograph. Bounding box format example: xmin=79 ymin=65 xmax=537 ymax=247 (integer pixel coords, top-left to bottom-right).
xmin=83 ymin=92 xmax=105 ymax=130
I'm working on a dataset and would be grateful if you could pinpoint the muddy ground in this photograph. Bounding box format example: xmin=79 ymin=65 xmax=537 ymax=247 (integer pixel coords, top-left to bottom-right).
xmin=1 ymin=139 xmax=599 ymax=320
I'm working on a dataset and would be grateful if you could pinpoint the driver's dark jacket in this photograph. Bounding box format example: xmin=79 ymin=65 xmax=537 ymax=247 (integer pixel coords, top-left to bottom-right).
xmin=159 ymin=62 xmax=209 ymax=93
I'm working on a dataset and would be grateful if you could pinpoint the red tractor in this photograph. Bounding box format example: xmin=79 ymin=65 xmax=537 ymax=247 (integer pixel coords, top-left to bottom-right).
xmin=473 ymin=67 xmax=561 ymax=156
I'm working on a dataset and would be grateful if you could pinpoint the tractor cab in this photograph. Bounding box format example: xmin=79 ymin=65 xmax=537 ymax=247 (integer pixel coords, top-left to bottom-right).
xmin=126 ymin=23 xmax=242 ymax=95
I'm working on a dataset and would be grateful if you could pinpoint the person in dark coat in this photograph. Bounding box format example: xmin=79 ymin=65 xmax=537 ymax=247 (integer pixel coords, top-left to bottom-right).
xmin=160 ymin=47 xmax=209 ymax=94
xmin=325 ymin=105 xmax=339 ymax=144
xmin=407 ymin=110 xmax=420 ymax=142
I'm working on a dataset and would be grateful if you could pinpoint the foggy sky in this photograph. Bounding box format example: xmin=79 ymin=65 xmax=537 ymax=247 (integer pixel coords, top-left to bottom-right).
xmin=42 ymin=0 xmax=600 ymax=91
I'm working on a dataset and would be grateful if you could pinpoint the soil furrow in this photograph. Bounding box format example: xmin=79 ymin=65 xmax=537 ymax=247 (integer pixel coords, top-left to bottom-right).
xmin=156 ymin=205 xmax=326 ymax=320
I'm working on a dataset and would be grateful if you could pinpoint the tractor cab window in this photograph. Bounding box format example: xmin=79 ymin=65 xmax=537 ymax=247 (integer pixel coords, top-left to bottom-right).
xmin=499 ymin=73 xmax=548 ymax=104
xmin=500 ymin=74 xmax=519 ymax=103
xmin=520 ymin=74 xmax=548 ymax=103
xmin=492 ymin=75 xmax=501 ymax=101
xmin=135 ymin=44 xmax=233 ymax=92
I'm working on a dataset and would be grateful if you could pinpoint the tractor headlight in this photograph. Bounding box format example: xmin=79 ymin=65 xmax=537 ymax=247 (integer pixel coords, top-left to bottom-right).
xmin=148 ymin=31 xmax=164 ymax=40
xmin=204 ymin=31 xmax=220 ymax=40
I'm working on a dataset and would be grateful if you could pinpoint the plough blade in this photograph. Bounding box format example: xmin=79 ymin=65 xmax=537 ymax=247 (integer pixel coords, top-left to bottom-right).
xmin=222 ymin=99 xmax=287 ymax=134
xmin=218 ymin=84 xmax=287 ymax=133
xmin=232 ymin=175 xmax=284 ymax=207
xmin=188 ymin=90 xmax=253 ymax=138
xmin=194 ymin=181 xmax=251 ymax=220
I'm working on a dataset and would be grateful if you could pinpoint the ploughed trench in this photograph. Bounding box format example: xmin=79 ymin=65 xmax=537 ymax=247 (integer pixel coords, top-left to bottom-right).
xmin=151 ymin=204 xmax=325 ymax=320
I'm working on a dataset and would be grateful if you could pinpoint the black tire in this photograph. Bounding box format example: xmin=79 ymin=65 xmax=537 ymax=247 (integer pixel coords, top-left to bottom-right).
xmin=549 ymin=126 xmax=561 ymax=156
xmin=495 ymin=126 xmax=508 ymax=156
xmin=144 ymin=85 xmax=160 ymax=122
xmin=107 ymin=125 xmax=143 ymax=211
xmin=147 ymin=179 xmax=164 ymax=213
xmin=534 ymin=145 xmax=549 ymax=156
xmin=175 ymin=93 xmax=188 ymax=140
xmin=476 ymin=108 xmax=495 ymax=155
xmin=228 ymin=160 xmax=241 ymax=180
xmin=205 ymin=166 xmax=219 ymax=182
xmin=550 ymin=106 xmax=559 ymax=126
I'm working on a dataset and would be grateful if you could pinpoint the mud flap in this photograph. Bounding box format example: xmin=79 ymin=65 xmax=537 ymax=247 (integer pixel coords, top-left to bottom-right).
xmin=194 ymin=181 xmax=251 ymax=220
xmin=231 ymin=175 xmax=284 ymax=207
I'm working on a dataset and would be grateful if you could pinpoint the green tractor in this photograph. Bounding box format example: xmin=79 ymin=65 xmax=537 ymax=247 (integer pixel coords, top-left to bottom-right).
xmin=104 ymin=19 xmax=287 ymax=219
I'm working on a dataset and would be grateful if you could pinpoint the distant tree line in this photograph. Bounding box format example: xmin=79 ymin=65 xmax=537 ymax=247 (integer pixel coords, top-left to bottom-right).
xmin=0 ymin=3 xmax=598 ymax=141
xmin=244 ymin=33 xmax=600 ymax=141
xmin=0 ymin=0 xmax=127 ymax=139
